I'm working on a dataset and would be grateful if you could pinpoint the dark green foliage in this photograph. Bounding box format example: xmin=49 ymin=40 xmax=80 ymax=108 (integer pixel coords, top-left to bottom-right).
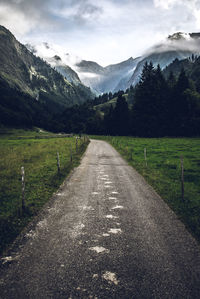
xmin=131 ymin=63 xmax=169 ymax=136
xmin=51 ymin=60 xmax=200 ymax=137
xmin=56 ymin=103 xmax=103 ymax=135
xmin=0 ymin=76 xmax=65 ymax=132
xmin=105 ymin=94 xmax=130 ymax=135
xmin=130 ymin=62 xmax=200 ymax=137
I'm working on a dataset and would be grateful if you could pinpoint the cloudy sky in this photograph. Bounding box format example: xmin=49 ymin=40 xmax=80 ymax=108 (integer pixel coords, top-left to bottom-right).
xmin=0 ymin=0 xmax=200 ymax=66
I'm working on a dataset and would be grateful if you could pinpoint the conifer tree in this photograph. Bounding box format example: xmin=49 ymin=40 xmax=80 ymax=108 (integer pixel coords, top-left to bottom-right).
xmin=113 ymin=94 xmax=130 ymax=135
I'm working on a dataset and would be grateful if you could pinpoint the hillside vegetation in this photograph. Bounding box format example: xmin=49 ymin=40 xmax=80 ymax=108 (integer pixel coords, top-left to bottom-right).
xmin=0 ymin=25 xmax=94 ymax=129
xmin=48 ymin=59 xmax=200 ymax=137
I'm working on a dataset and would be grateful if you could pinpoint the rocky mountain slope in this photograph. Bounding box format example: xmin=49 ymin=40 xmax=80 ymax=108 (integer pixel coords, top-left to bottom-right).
xmin=0 ymin=26 xmax=94 ymax=111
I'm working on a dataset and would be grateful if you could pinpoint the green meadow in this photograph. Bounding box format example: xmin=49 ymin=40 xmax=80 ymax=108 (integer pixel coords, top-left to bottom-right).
xmin=0 ymin=129 xmax=89 ymax=254
xmin=94 ymin=136 xmax=200 ymax=242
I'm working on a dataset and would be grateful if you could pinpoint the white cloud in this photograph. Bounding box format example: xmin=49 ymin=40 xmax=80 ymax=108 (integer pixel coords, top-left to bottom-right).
xmin=1 ymin=0 xmax=200 ymax=65
xmin=154 ymin=0 xmax=200 ymax=28
xmin=154 ymin=0 xmax=181 ymax=9
xmin=0 ymin=4 xmax=36 ymax=35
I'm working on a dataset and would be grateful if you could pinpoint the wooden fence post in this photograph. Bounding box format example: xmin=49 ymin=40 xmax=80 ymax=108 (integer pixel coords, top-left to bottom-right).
xmin=57 ymin=152 xmax=60 ymax=173
xmin=144 ymin=148 xmax=147 ymax=166
xmin=21 ymin=166 xmax=25 ymax=212
xmin=180 ymin=155 xmax=184 ymax=201
xmin=70 ymin=145 xmax=72 ymax=163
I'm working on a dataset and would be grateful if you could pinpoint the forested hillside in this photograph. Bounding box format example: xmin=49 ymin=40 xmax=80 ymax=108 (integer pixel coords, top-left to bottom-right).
xmin=0 ymin=25 xmax=94 ymax=128
xmin=55 ymin=59 xmax=200 ymax=137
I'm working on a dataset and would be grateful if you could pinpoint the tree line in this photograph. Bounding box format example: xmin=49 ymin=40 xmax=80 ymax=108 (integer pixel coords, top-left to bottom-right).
xmin=57 ymin=61 xmax=200 ymax=137
xmin=1 ymin=59 xmax=200 ymax=137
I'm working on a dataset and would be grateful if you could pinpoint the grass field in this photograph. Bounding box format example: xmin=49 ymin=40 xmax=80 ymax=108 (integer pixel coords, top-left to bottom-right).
xmin=93 ymin=136 xmax=200 ymax=242
xmin=0 ymin=128 xmax=89 ymax=254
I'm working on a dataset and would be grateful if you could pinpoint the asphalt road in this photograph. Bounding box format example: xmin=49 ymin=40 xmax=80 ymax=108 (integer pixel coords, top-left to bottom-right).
xmin=1 ymin=139 xmax=200 ymax=299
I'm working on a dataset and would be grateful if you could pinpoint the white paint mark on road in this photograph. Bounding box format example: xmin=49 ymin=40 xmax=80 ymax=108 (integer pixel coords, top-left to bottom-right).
xmin=92 ymin=192 xmax=99 ymax=195
xmin=89 ymin=246 xmax=110 ymax=254
xmin=108 ymin=197 xmax=117 ymax=200
xmin=105 ymin=215 xmax=119 ymax=219
xmin=80 ymin=205 xmax=95 ymax=211
xmin=102 ymin=233 xmax=110 ymax=237
xmin=108 ymin=228 xmax=122 ymax=234
xmin=76 ymin=287 xmax=87 ymax=292
xmin=71 ymin=222 xmax=85 ymax=238
xmin=102 ymin=271 xmax=119 ymax=285
xmin=111 ymin=205 xmax=124 ymax=210
xmin=112 ymin=191 xmax=119 ymax=194
xmin=104 ymin=185 xmax=111 ymax=188
xmin=78 ymin=223 xmax=85 ymax=229
xmin=105 ymin=181 xmax=112 ymax=184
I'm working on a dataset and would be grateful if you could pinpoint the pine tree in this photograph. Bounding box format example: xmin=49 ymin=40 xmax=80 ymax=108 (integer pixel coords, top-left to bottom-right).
xmin=132 ymin=63 xmax=169 ymax=136
xmin=171 ymin=68 xmax=190 ymax=135
xmin=113 ymin=94 xmax=130 ymax=135
xmin=167 ymin=71 xmax=176 ymax=88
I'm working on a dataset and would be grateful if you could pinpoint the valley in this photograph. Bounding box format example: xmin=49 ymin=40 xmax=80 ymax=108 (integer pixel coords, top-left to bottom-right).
xmin=0 ymin=24 xmax=200 ymax=264
xmin=1 ymin=1 xmax=200 ymax=297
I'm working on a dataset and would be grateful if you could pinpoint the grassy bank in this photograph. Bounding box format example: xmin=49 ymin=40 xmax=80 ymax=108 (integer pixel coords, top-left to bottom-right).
xmin=0 ymin=129 xmax=89 ymax=254
xmin=93 ymin=136 xmax=200 ymax=242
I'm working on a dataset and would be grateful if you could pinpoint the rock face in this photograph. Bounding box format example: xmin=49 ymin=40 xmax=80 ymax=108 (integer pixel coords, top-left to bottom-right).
xmin=0 ymin=25 xmax=94 ymax=111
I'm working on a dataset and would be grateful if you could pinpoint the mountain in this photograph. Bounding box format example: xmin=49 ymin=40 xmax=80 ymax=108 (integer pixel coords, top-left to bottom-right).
xmin=163 ymin=55 xmax=200 ymax=93
xmin=126 ymin=32 xmax=200 ymax=88
xmin=28 ymin=42 xmax=141 ymax=94
xmin=29 ymin=32 xmax=200 ymax=95
xmin=0 ymin=25 xmax=94 ymax=112
xmin=76 ymin=57 xmax=141 ymax=94
xmin=26 ymin=43 xmax=82 ymax=86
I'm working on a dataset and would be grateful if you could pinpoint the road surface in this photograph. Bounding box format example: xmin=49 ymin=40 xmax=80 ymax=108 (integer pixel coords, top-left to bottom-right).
xmin=0 ymin=139 xmax=200 ymax=298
